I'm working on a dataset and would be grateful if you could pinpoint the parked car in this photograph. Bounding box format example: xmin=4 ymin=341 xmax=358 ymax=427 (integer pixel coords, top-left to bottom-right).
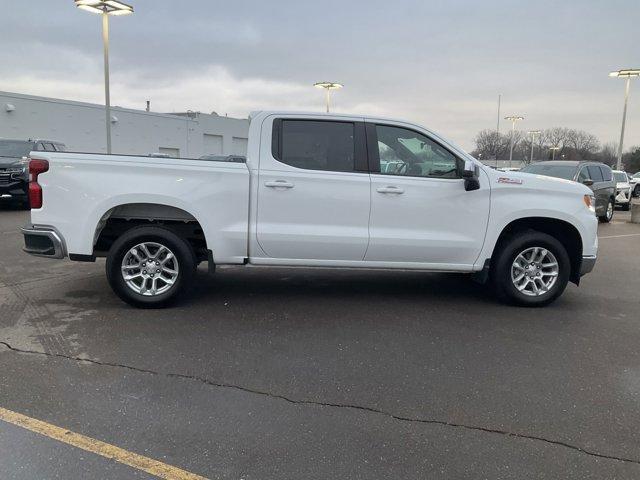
xmin=629 ymin=172 xmax=640 ymax=197
xmin=520 ymin=161 xmax=616 ymax=223
xmin=0 ymin=139 xmax=66 ymax=208
xmin=21 ymin=112 xmax=598 ymax=308
xmin=612 ymin=170 xmax=632 ymax=210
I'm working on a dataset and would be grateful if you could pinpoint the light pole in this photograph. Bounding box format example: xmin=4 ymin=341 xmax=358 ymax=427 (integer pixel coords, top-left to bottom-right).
xmin=504 ymin=115 xmax=524 ymax=168
xmin=527 ymin=130 xmax=541 ymax=164
xmin=609 ymin=69 xmax=640 ymax=170
xmin=550 ymin=146 xmax=560 ymax=160
xmin=314 ymin=82 xmax=343 ymax=113
xmin=75 ymin=0 xmax=134 ymax=154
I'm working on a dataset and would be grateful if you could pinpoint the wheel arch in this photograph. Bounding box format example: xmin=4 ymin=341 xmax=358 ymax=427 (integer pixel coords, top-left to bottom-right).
xmin=90 ymin=201 xmax=210 ymax=263
xmin=490 ymin=217 xmax=583 ymax=285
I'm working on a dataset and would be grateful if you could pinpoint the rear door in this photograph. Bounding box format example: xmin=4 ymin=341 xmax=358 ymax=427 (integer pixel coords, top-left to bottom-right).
xmin=586 ymin=165 xmax=608 ymax=213
xmin=365 ymin=122 xmax=490 ymax=267
xmin=256 ymin=116 xmax=371 ymax=261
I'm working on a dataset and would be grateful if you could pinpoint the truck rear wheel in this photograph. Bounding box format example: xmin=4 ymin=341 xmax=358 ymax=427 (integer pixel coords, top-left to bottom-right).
xmin=491 ymin=231 xmax=570 ymax=307
xmin=106 ymin=226 xmax=196 ymax=308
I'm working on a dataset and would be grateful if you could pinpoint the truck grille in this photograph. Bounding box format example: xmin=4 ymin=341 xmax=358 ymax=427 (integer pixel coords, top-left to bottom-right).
xmin=0 ymin=174 xmax=10 ymax=185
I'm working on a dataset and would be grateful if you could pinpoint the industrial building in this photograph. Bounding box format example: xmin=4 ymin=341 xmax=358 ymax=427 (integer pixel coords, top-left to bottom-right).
xmin=0 ymin=90 xmax=249 ymax=158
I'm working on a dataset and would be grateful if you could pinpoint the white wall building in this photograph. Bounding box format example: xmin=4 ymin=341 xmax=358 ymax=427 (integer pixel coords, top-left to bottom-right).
xmin=0 ymin=91 xmax=249 ymax=158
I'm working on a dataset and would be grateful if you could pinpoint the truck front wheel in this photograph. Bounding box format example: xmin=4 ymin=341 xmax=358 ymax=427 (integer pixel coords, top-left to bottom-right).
xmin=491 ymin=231 xmax=570 ymax=307
xmin=106 ymin=226 xmax=196 ymax=308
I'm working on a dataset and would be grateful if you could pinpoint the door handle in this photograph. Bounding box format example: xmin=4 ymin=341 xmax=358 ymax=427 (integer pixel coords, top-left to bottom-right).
xmin=265 ymin=180 xmax=294 ymax=188
xmin=376 ymin=186 xmax=404 ymax=194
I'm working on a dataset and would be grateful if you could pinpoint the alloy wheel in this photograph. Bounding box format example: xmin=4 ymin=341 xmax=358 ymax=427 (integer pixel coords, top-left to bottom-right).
xmin=511 ymin=246 xmax=559 ymax=297
xmin=121 ymin=242 xmax=180 ymax=296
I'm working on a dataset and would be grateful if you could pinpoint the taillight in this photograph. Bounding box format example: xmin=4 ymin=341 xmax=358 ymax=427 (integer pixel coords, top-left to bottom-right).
xmin=28 ymin=158 xmax=49 ymax=209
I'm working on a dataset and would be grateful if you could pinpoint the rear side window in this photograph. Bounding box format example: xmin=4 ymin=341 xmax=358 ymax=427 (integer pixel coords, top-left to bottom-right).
xmin=600 ymin=165 xmax=612 ymax=181
xmin=274 ymin=120 xmax=355 ymax=172
xmin=587 ymin=166 xmax=604 ymax=182
xmin=577 ymin=168 xmax=589 ymax=182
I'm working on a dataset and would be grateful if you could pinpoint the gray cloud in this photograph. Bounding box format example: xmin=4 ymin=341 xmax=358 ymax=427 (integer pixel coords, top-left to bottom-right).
xmin=0 ymin=0 xmax=638 ymax=150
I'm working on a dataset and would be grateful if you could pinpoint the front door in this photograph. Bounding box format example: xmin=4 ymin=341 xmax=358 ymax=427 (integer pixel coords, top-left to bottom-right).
xmin=256 ymin=117 xmax=371 ymax=261
xmin=365 ymin=122 xmax=490 ymax=268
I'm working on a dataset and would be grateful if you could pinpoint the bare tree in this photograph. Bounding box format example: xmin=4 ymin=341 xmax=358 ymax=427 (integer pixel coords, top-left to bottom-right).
xmin=566 ymin=129 xmax=600 ymax=159
xmin=472 ymin=130 xmax=510 ymax=160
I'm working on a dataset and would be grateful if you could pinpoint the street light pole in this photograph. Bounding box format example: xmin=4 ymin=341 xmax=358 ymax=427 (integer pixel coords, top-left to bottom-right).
xmin=550 ymin=146 xmax=560 ymax=160
xmin=102 ymin=11 xmax=111 ymax=154
xmin=528 ymin=130 xmax=541 ymax=164
xmin=314 ymin=82 xmax=343 ymax=113
xmin=616 ymin=75 xmax=631 ymax=170
xmin=504 ymin=115 xmax=524 ymax=168
xmin=75 ymin=0 xmax=134 ymax=154
xmin=609 ymin=69 xmax=640 ymax=170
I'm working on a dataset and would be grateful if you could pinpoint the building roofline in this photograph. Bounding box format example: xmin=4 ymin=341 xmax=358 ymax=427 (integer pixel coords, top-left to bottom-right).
xmin=0 ymin=90 xmax=247 ymax=122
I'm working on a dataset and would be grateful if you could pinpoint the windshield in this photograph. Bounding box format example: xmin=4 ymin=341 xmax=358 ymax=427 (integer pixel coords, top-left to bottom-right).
xmin=0 ymin=140 xmax=34 ymax=159
xmin=614 ymin=172 xmax=628 ymax=183
xmin=520 ymin=163 xmax=577 ymax=180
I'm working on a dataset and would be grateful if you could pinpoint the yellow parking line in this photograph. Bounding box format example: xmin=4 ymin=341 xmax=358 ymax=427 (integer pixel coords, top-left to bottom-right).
xmin=0 ymin=407 xmax=208 ymax=480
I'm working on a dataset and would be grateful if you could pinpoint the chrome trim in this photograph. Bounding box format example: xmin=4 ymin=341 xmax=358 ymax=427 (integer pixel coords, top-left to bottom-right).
xmin=20 ymin=225 xmax=67 ymax=259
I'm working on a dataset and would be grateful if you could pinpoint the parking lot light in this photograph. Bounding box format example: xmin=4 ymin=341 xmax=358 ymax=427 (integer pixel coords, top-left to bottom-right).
xmin=549 ymin=146 xmax=560 ymax=160
xmin=504 ymin=115 xmax=524 ymax=168
xmin=609 ymin=68 xmax=640 ymax=170
xmin=314 ymin=82 xmax=343 ymax=113
xmin=74 ymin=0 xmax=134 ymax=154
xmin=528 ymin=130 xmax=541 ymax=164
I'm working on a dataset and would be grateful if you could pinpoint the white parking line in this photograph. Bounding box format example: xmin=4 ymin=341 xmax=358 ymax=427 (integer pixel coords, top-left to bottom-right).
xmin=599 ymin=233 xmax=640 ymax=239
xmin=1 ymin=231 xmax=20 ymax=235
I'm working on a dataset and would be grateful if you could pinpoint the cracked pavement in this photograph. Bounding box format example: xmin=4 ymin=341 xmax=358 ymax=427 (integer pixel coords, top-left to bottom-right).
xmin=1 ymin=202 xmax=640 ymax=479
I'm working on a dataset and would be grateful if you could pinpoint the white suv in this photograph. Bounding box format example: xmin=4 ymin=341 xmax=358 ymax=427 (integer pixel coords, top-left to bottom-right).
xmin=613 ymin=170 xmax=632 ymax=211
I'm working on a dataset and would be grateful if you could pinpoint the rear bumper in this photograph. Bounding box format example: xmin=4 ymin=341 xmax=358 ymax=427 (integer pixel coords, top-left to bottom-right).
xmin=580 ymin=255 xmax=597 ymax=276
xmin=21 ymin=224 xmax=66 ymax=259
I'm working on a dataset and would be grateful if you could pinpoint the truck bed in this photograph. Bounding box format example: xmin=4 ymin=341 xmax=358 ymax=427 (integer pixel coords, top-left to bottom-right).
xmin=28 ymin=151 xmax=250 ymax=264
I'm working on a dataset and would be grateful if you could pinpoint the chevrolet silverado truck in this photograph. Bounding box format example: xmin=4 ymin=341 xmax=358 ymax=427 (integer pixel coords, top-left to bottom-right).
xmin=21 ymin=111 xmax=598 ymax=308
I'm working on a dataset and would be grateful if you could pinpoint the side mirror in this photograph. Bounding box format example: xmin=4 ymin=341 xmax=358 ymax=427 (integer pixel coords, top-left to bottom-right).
xmin=463 ymin=160 xmax=480 ymax=191
xmin=582 ymin=179 xmax=594 ymax=187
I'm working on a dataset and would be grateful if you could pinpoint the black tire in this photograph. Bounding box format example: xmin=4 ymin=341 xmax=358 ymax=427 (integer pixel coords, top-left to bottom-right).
xmin=598 ymin=199 xmax=614 ymax=223
xmin=20 ymin=196 xmax=30 ymax=210
xmin=106 ymin=226 xmax=196 ymax=308
xmin=491 ymin=230 xmax=570 ymax=307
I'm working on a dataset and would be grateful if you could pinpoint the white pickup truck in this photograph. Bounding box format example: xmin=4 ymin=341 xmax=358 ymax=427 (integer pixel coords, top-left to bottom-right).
xmin=21 ymin=111 xmax=598 ymax=308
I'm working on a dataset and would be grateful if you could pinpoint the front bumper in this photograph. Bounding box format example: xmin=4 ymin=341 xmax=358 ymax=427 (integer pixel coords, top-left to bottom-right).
xmin=0 ymin=173 xmax=28 ymax=197
xmin=615 ymin=189 xmax=632 ymax=204
xmin=579 ymin=255 xmax=597 ymax=276
xmin=21 ymin=224 xmax=66 ymax=259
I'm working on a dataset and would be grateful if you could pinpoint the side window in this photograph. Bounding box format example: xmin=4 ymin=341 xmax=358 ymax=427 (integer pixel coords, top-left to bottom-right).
xmin=275 ymin=120 xmax=355 ymax=172
xmin=42 ymin=143 xmax=55 ymax=151
xmin=577 ymin=168 xmax=590 ymax=182
xmin=374 ymin=125 xmax=461 ymax=178
xmin=600 ymin=165 xmax=612 ymax=182
xmin=587 ymin=166 xmax=604 ymax=182
xmin=35 ymin=143 xmax=47 ymax=151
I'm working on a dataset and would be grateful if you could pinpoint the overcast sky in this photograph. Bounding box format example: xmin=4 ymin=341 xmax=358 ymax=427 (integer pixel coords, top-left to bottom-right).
xmin=1 ymin=0 xmax=638 ymax=150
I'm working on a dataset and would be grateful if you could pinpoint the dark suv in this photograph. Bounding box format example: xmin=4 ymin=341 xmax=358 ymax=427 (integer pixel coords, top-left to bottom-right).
xmin=0 ymin=139 xmax=66 ymax=208
xmin=520 ymin=161 xmax=616 ymax=223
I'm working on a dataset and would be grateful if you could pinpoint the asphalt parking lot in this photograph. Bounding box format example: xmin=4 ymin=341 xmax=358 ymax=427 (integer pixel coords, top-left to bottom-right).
xmin=1 ymin=202 xmax=640 ymax=479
